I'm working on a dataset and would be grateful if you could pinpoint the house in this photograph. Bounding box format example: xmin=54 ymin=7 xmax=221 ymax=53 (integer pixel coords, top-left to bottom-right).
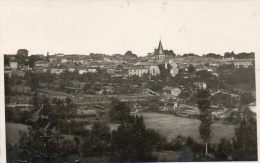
xmin=34 ymin=67 xmax=47 ymax=73
xmin=10 ymin=61 xmax=18 ymax=70
xmin=193 ymin=82 xmax=207 ymax=90
xmin=107 ymin=68 xmax=116 ymax=75
xmin=228 ymin=59 xmax=254 ymax=68
xmin=135 ymin=88 xmax=157 ymax=96
xmin=35 ymin=60 xmax=50 ymax=68
xmin=61 ymin=58 xmax=69 ymax=63
xmin=149 ymin=65 xmax=161 ymax=76
xmin=87 ymin=68 xmax=98 ymax=73
xmin=209 ymin=62 xmax=220 ymax=68
xmin=100 ymin=86 xmax=115 ymax=94
xmin=50 ymin=68 xmax=64 ymax=75
xmin=194 ymin=65 xmax=208 ymax=72
xmin=65 ymin=64 xmax=77 ymax=72
xmin=128 ymin=66 xmax=149 ymax=77
xmin=79 ymin=69 xmax=88 ymax=74
xmin=169 ymin=60 xmax=179 ymax=76
xmin=48 ymin=57 xmax=57 ymax=63
xmin=134 ymin=58 xmax=178 ymax=77
xmin=162 ymin=86 xmax=181 ymax=98
xmin=79 ymin=68 xmax=97 ymax=74
xmin=78 ymin=59 xmax=86 ymax=64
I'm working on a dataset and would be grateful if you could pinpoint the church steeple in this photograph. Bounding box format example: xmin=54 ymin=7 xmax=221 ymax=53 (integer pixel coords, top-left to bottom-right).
xmin=158 ymin=40 xmax=164 ymax=55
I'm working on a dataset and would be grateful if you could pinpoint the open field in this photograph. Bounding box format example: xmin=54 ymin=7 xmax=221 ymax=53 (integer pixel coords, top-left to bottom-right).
xmin=137 ymin=112 xmax=237 ymax=144
xmin=6 ymin=112 xmax=236 ymax=146
xmin=6 ymin=122 xmax=30 ymax=145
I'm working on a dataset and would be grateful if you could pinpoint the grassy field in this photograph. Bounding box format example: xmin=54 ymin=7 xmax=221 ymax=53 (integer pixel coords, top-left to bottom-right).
xmin=6 ymin=122 xmax=30 ymax=145
xmin=137 ymin=112 xmax=236 ymax=144
xmin=6 ymin=112 xmax=236 ymax=146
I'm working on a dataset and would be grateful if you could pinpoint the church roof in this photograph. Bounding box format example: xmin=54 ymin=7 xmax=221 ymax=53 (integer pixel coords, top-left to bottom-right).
xmin=158 ymin=40 xmax=164 ymax=55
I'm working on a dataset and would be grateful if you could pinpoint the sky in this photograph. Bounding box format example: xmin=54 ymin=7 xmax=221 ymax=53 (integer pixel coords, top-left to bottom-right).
xmin=0 ymin=0 xmax=259 ymax=56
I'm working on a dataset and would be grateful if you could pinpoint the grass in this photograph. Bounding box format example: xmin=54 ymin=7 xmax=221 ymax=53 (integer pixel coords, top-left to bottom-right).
xmin=6 ymin=112 xmax=237 ymax=146
xmin=137 ymin=112 xmax=236 ymax=144
xmin=6 ymin=122 xmax=30 ymax=145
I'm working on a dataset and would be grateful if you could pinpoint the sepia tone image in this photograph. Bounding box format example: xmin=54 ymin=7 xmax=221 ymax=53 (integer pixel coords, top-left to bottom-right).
xmin=1 ymin=0 xmax=259 ymax=162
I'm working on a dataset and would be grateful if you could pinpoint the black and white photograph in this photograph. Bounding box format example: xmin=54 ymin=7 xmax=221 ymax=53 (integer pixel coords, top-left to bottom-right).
xmin=0 ymin=0 xmax=259 ymax=162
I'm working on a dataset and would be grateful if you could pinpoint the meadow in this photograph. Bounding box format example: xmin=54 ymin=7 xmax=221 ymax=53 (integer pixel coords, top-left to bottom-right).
xmin=138 ymin=112 xmax=236 ymax=144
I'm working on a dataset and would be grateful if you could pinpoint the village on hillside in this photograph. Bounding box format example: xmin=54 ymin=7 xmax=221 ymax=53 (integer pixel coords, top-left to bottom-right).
xmin=4 ymin=41 xmax=257 ymax=162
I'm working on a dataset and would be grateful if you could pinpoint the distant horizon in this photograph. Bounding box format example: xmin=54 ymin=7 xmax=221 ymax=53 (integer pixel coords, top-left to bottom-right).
xmin=2 ymin=48 xmax=256 ymax=57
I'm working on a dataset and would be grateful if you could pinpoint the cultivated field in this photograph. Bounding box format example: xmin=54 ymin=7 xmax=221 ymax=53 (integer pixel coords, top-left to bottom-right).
xmin=137 ymin=112 xmax=236 ymax=144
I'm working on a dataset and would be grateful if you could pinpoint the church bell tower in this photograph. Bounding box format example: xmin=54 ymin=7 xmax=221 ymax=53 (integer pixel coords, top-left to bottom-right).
xmin=157 ymin=40 xmax=165 ymax=61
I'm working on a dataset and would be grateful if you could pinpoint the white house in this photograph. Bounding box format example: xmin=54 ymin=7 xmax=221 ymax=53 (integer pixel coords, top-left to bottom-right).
xmin=50 ymin=68 xmax=64 ymax=75
xmin=35 ymin=61 xmax=50 ymax=68
xmin=162 ymin=86 xmax=182 ymax=98
xmin=228 ymin=59 xmax=254 ymax=68
xmin=61 ymin=58 xmax=69 ymax=63
xmin=193 ymin=82 xmax=207 ymax=90
xmin=128 ymin=66 xmax=149 ymax=77
xmin=149 ymin=65 xmax=160 ymax=76
xmin=10 ymin=61 xmax=18 ymax=70
xmin=79 ymin=68 xmax=97 ymax=74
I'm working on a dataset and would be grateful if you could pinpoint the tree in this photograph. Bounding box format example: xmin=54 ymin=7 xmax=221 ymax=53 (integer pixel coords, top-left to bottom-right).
xmin=236 ymin=52 xmax=255 ymax=59
xmin=164 ymin=50 xmax=176 ymax=57
xmin=111 ymin=115 xmax=163 ymax=161
xmin=158 ymin=64 xmax=171 ymax=80
xmin=17 ymin=49 xmax=29 ymax=56
xmin=240 ymin=92 xmax=255 ymax=105
xmin=28 ymin=55 xmax=44 ymax=68
xmin=32 ymin=92 xmax=39 ymax=110
xmin=197 ymin=89 xmax=212 ymax=156
xmin=15 ymin=127 xmax=77 ymax=162
xmin=224 ymin=51 xmax=235 ymax=58
xmin=148 ymin=102 xmax=159 ymax=111
xmin=232 ymin=109 xmax=257 ymax=161
xmin=203 ymin=53 xmax=222 ymax=59
xmin=124 ymin=50 xmax=138 ymax=59
xmin=188 ymin=65 xmax=195 ymax=73
xmin=16 ymin=49 xmax=29 ymax=66
xmin=81 ymin=122 xmax=111 ymax=157
xmin=215 ymin=138 xmax=233 ymax=161
xmin=109 ymin=100 xmax=131 ymax=123
xmin=182 ymin=53 xmax=199 ymax=57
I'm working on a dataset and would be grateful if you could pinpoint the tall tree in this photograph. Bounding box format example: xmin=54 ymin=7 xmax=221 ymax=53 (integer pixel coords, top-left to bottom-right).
xmin=232 ymin=108 xmax=257 ymax=161
xmin=197 ymin=89 xmax=212 ymax=156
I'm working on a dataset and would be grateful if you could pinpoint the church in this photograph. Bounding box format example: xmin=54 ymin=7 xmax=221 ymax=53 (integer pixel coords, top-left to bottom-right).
xmin=151 ymin=40 xmax=166 ymax=61
xmin=128 ymin=40 xmax=178 ymax=77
